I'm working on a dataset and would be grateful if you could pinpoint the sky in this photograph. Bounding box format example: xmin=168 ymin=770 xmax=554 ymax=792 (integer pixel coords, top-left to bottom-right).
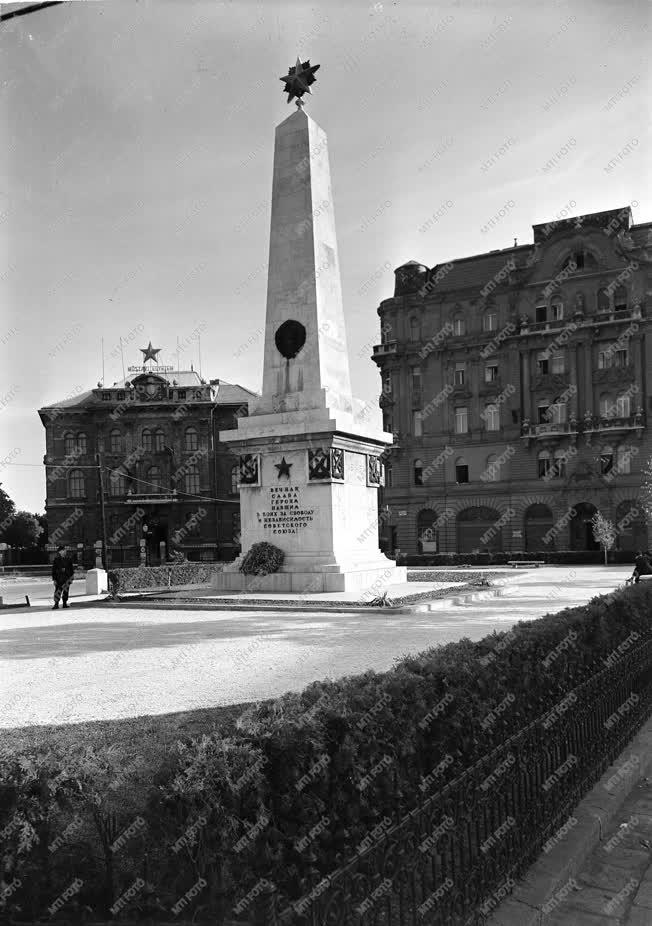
xmin=1 ymin=0 xmax=650 ymax=513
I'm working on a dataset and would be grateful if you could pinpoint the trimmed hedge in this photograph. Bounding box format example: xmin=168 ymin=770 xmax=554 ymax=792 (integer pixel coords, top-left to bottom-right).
xmin=398 ymin=549 xmax=637 ymax=566
xmin=108 ymin=563 xmax=224 ymax=594
xmin=2 ymin=584 xmax=651 ymax=923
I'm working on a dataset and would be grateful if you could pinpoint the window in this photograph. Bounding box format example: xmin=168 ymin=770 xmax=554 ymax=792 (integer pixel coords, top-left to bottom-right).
xmin=69 ymin=469 xmax=85 ymax=497
xmin=382 ymin=413 xmax=393 ymax=433
xmin=409 ymin=317 xmax=420 ymax=341
xmin=485 ymin=363 xmax=498 ymax=383
xmin=102 ymin=392 xmax=111 ymax=401
xmin=109 ymin=429 xmax=122 ymax=453
xmin=185 ymin=465 xmax=200 ymax=496
xmin=64 ymin=432 xmax=75 ymax=455
xmin=598 ymin=349 xmax=611 ymax=370
xmin=614 ymin=286 xmax=628 ymax=311
xmin=414 ymin=459 xmax=424 ymax=486
xmin=185 ymin=427 xmax=199 ymax=451
xmin=484 ymin=454 xmax=498 ymax=482
xmin=76 ymin=432 xmax=87 ymax=454
xmin=455 ymin=458 xmax=469 ymax=484
xmin=564 ymin=251 xmax=584 ymax=270
xmin=550 ymin=299 xmax=564 ymax=321
xmin=550 ymin=401 xmax=567 ymax=425
xmin=184 ymin=510 xmax=200 ymax=536
xmin=453 ymin=316 xmax=466 ymax=336
xmin=455 ymin=362 xmax=466 ymax=386
xmin=538 ymin=451 xmax=552 ymax=479
xmin=536 ymin=304 xmax=548 ymax=323
xmin=230 ymin=464 xmax=239 ymax=494
xmin=597 ymin=288 xmax=610 ymax=313
xmin=615 ymin=445 xmax=632 ymax=474
xmin=454 ymin=406 xmax=468 ymax=434
xmin=484 ymin=403 xmax=500 ymax=431
xmin=537 ymin=404 xmax=550 ymax=424
xmin=616 ymin=393 xmax=631 ymax=417
xmin=154 ymin=428 xmax=165 ymax=452
xmin=117 ymin=391 xmax=125 ymax=401
xmin=413 ymin=411 xmax=423 ymax=437
xmin=614 ymin=348 xmax=628 ymax=367
xmin=147 ymin=466 xmax=163 ymax=493
xmin=600 ymin=394 xmax=614 ymax=418
xmin=177 ymin=390 xmax=186 ymax=400
xmin=384 ymin=460 xmax=393 ymax=488
xmin=411 ymin=366 xmax=422 ymax=401
xmin=551 ymin=352 xmax=565 ymax=374
xmin=536 ymin=351 xmax=550 ymax=375
xmin=484 ymin=311 xmax=498 ymax=332
xmin=600 ymin=446 xmax=614 ymax=475
xmin=109 ymin=469 xmax=127 ymax=496
xmin=142 ymin=428 xmax=153 ymax=452
xmin=554 ymin=449 xmax=568 ymax=479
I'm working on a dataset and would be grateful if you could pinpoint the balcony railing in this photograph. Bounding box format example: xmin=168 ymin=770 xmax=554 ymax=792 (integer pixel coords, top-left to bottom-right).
xmin=372 ymin=340 xmax=398 ymax=358
xmin=521 ymin=414 xmax=644 ymax=440
xmin=125 ymin=491 xmax=179 ymax=504
xmin=584 ymin=413 xmax=644 ymax=433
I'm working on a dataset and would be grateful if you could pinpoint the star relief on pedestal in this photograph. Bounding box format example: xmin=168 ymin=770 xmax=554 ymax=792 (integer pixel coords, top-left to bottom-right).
xmin=140 ymin=341 xmax=161 ymax=363
xmin=280 ymin=57 xmax=320 ymax=106
xmin=275 ymin=457 xmax=293 ymax=479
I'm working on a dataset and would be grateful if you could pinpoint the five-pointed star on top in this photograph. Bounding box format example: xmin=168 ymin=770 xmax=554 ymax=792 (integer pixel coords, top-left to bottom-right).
xmin=279 ymin=57 xmax=320 ymax=104
xmin=140 ymin=341 xmax=161 ymax=363
xmin=275 ymin=457 xmax=293 ymax=479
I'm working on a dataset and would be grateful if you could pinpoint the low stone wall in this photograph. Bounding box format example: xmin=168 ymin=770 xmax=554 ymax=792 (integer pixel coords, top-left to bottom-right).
xmin=108 ymin=563 xmax=224 ymax=594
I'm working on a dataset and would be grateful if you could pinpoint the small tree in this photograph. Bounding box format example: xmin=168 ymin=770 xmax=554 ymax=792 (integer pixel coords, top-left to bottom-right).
xmin=591 ymin=511 xmax=617 ymax=565
xmin=1 ymin=511 xmax=43 ymax=549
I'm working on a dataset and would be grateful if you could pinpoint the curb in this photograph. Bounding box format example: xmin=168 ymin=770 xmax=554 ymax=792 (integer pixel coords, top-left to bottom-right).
xmin=487 ymin=712 xmax=652 ymax=925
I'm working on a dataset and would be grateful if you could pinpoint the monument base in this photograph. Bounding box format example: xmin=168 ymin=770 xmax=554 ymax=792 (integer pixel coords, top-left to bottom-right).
xmin=212 ymin=560 xmax=406 ymax=594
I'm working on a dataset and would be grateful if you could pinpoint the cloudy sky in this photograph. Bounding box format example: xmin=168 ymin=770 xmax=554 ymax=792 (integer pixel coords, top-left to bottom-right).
xmin=1 ymin=0 xmax=650 ymax=513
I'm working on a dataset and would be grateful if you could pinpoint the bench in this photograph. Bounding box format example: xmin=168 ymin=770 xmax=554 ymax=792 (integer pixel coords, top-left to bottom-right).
xmin=507 ymin=561 xmax=544 ymax=569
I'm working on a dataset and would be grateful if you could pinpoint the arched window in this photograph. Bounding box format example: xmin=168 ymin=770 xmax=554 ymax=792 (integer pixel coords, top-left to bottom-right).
xmin=484 ymin=403 xmax=500 ymax=431
xmin=550 ymin=298 xmax=563 ymax=321
xmin=538 ymin=450 xmax=552 ymax=479
xmin=414 ymin=458 xmax=424 ymax=486
xmin=599 ymin=393 xmax=614 ymax=418
xmin=600 ymin=445 xmax=614 ymax=475
xmin=64 ymin=432 xmax=75 ymax=455
xmin=484 ymin=454 xmax=498 ymax=482
xmin=455 ymin=456 xmax=469 ymax=484
xmin=453 ymin=316 xmax=466 ymax=336
xmin=409 ymin=316 xmax=420 ymax=341
xmin=154 ymin=428 xmax=165 ymax=452
xmin=384 ymin=460 xmax=393 ymax=488
xmin=185 ymin=427 xmax=199 ymax=451
xmin=147 ymin=465 xmax=163 ymax=493
xmin=483 ymin=311 xmax=498 ymax=332
xmin=76 ymin=432 xmax=87 ymax=454
xmin=185 ymin=465 xmax=200 ymax=496
xmin=230 ymin=464 xmax=239 ymax=494
xmin=69 ymin=469 xmax=85 ymax=497
xmin=616 ymin=393 xmax=631 ymax=417
xmin=597 ymin=288 xmax=610 ymax=313
xmin=109 ymin=429 xmax=122 ymax=454
xmin=109 ymin=468 xmax=128 ymax=496
xmin=614 ymin=286 xmax=628 ymax=312
xmin=554 ymin=449 xmax=568 ymax=478
xmin=142 ymin=428 xmax=153 ymax=452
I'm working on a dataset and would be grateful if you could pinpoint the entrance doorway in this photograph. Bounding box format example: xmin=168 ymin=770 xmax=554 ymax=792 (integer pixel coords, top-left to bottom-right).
xmin=570 ymin=503 xmax=599 ymax=551
xmin=143 ymin=510 xmax=169 ymax=564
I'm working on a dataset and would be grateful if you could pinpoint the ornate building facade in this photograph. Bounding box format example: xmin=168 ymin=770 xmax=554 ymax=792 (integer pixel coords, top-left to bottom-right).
xmin=39 ymin=357 xmax=256 ymax=566
xmin=373 ymin=206 xmax=651 ymax=556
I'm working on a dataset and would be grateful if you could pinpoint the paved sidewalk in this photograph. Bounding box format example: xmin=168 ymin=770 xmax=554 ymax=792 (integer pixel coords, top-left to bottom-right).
xmin=544 ymin=778 xmax=652 ymax=925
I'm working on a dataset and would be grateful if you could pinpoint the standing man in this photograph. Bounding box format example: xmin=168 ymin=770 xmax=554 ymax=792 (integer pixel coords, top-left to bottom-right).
xmin=52 ymin=545 xmax=74 ymax=609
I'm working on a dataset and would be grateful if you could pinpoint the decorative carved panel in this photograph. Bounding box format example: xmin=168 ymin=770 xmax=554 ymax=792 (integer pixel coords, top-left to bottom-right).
xmin=367 ymin=455 xmax=381 ymax=486
xmin=239 ymin=454 xmax=259 ymax=485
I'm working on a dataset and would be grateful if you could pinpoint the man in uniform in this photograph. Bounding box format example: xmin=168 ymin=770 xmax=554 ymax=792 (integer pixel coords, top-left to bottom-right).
xmin=52 ymin=545 xmax=75 ymax=609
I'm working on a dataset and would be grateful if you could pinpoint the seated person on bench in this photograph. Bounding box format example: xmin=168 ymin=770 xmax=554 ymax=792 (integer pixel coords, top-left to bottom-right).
xmin=632 ymin=551 xmax=652 ymax=584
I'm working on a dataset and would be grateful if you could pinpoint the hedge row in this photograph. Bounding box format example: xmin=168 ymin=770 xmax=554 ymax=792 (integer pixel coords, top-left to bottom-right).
xmin=399 ymin=549 xmax=638 ymax=566
xmin=2 ymin=584 xmax=651 ymax=923
xmin=107 ymin=563 xmax=223 ymax=593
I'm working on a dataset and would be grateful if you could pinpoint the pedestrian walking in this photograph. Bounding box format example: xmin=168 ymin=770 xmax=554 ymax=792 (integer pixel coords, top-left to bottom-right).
xmin=52 ymin=545 xmax=74 ymax=609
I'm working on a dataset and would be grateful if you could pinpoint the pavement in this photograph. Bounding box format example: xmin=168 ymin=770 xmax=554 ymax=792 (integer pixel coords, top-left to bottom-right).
xmin=0 ymin=565 xmax=632 ymax=728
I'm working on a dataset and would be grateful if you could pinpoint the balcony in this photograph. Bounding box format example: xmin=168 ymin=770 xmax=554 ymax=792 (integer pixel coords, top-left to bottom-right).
xmin=584 ymin=414 xmax=645 ymax=438
xmin=372 ymin=340 xmax=398 ymax=359
xmin=521 ymin=421 xmax=577 ymax=442
xmin=125 ymin=491 xmax=179 ymax=505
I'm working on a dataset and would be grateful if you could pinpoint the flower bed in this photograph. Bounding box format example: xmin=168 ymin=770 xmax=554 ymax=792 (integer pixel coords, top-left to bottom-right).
xmin=107 ymin=563 xmax=223 ymax=594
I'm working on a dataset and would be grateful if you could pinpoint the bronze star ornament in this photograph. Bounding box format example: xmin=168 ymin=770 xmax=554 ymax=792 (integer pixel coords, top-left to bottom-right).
xmin=275 ymin=457 xmax=293 ymax=479
xmin=280 ymin=57 xmax=320 ymax=107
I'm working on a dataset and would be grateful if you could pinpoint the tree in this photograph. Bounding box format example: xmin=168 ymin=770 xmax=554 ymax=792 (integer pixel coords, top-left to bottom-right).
xmin=1 ymin=511 xmax=43 ymax=549
xmin=591 ymin=511 xmax=617 ymax=566
xmin=0 ymin=482 xmax=15 ymax=529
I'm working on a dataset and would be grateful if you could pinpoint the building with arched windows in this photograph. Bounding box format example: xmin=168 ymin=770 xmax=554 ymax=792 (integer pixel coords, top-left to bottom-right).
xmin=373 ymin=206 xmax=652 ymax=556
xmin=39 ymin=363 xmax=256 ymax=566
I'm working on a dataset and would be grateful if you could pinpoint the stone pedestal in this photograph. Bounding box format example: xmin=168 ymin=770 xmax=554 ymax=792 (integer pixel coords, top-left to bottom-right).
xmin=86 ymin=568 xmax=108 ymax=595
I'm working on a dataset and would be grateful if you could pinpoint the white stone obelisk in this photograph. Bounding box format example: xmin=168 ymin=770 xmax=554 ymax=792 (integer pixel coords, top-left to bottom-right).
xmin=216 ymin=104 xmax=405 ymax=593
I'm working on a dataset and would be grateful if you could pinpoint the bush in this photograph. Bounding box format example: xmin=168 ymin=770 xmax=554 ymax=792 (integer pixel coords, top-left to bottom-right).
xmin=3 ymin=584 xmax=651 ymax=921
xmin=398 ymin=549 xmax=637 ymax=566
xmin=107 ymin=563 xmax=223 ymax=595
xmin=239 ymin=541 xmax=284 ymax=576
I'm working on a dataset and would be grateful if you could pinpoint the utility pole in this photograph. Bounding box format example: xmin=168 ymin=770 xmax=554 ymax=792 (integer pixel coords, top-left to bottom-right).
xmin=96 ymin=453 xmax=109 ymax=571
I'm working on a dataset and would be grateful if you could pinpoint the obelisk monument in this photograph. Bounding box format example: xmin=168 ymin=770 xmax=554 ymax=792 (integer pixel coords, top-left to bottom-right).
xmin=215 ymin=59 xmax=405 ymax=593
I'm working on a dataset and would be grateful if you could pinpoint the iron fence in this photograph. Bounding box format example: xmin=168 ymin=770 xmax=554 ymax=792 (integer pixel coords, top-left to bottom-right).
xmin=235 ymin=635 xmax=652 ymax=926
